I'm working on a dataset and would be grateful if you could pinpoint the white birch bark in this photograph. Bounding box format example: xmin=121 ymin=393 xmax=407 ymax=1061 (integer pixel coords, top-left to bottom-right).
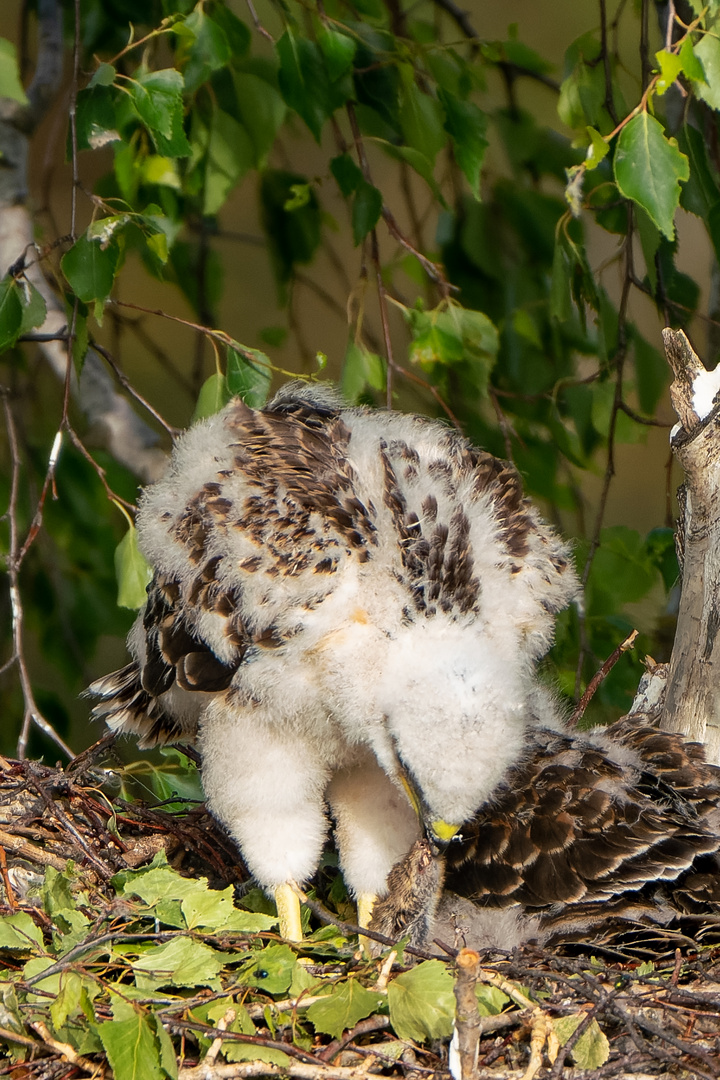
xmin=660 ymin=327 xmax=720 ymax=763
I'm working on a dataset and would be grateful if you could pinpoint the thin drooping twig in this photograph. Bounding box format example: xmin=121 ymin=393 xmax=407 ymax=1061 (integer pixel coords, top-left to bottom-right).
xmin=0 ymin=392 xmax=75 ymax=761
xmin=575 ymin=206 xmax=636 ymax=698
xmin=568 ymin=629 xmax=639 ymax=727
xmin=346 ymin=104 xmax=398 ymax=409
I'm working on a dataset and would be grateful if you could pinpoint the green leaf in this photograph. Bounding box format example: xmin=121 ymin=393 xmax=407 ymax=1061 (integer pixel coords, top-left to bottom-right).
xmin=284 ymin=183 xmax=311 ymax=211
xmin=203 ymin=108 xmax=254 ymax=215
xmin=372 ymin=139 xmax=443 ymax=200
xmin=0 ymin=912 xmax=44 ymax=952
xmin=129 ymin=70 xmax=190 ymax=157
xmin=90 ymin=62 xmax=116 ymax=88
xmin=277 ymin=30 xmax=348 ymax=142
xmin=552 ymin=1015 xmax=610 ymax=1069
xmin=318 ymin=26 xmax=357 ymax=81
xmin=226 ymin=346 xmax=271 ymax=407
xmin=677 ymin=125 xmax=720 ymax=218
xmin=585 ymin=126 xmax=609 ymax=170
xmin=439 ymin=89 xmax=488 ymax=198
xmin=18 ymin=281 xmax=47 ymax=335
xmin=654 ymin=48 xmax=683 ymax=95
xmin=646 ymin=527 xmax=679 ymax=592
xmin=0 ymin=38 xmax=28 ymax=104
xmin=0 ymin=277 xmax=24 ymax=352
xmin=242 ymin=944 xmax=298 ymax=995
xmin=97 ymin=1014 xmax=165 ymax=1080
xmin=181 ymin=9 xmax=232 ymax=94
xmin=550 ymin=242 xmax=572 ymax=321
xmin=691 ymin=33 xmax=720 ymax=109
xmin=352 ymin=180 xmax=383 ymax=244
xmin=387 ymin=961 xmax=455 ymax=1042
xmin=679 ymin=37 xmax=705 ymax=83
xmin=149 ymin=1012 xmax=178 ymax=1080
xmin=234 ymin=72 xmax=285 ymax=168
xmin=192 ymin=372 xmax=231 ymax=421
xmin=476 ymin=984 xmax=510 ymax=1015
xmin=260 ymin=169 xmax=322 ymax=290
xmin=114 ymin=524 xmax=153 ymax=610
xmin=75 ymin=85 xmax=122 ymax=151
xmin=588 ymin=525 xmax=660 ymax=614
xmin=590 ymin=381 xmax=644 ymax=443
xmin=307 ymin=979 xmax=385 ymax=1039
xmin=613 ymin=112 xmax=689 ymax=239
xmin=331 ymin=153 xmax=363 ymax=197
xmin=61 ymin=233 xmax=120 ymax=303
xmin=50 ymin=972 xmax=84 ymax=1029
xmin=341 ymin=341 xmax=385 ymax=401
xmin=399 ymin=65 xmax=445 ymax=164
xmin=130 ymin=937 xmax=226 ymax=990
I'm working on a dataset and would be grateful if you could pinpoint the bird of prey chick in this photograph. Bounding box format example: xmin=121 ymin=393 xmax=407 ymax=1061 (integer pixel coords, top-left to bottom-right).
xmin=88 ymin=383 xmax=578 ymax=939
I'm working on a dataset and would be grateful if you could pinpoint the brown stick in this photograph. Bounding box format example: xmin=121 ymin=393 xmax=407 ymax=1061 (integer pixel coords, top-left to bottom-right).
xmin=568 ymin=629 xmax=638 ymax=727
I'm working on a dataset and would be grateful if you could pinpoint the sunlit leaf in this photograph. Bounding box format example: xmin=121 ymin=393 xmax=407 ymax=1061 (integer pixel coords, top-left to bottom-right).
xmin=654 ymin=48 xmax=683 ymax=95
xmin=307 ymin=979 xmax=385 ymax=1038
xmin=97 ymin=1014 xmax=165 ymax=1080
xmin=613 ymin=112 xmax=688 ymax=239
xmin=439 ymin=89 xmax=488 ymax=197
xmin=387 ymin=961 xmax=455 ymax=1042
xmin=226 ymin=346 xmax=271 ymax=407
xmin=0 ymin=277 xmax=24 ymax=352
xmin=0 ymin=38 xmax=28 ymax=104
xmin=114 ymin=525 xmax=153 ymax=610
xmin=61 ymin=233 xmax=121 ymax=303
xmin=192 ymin=373 xmax=231 ymax=421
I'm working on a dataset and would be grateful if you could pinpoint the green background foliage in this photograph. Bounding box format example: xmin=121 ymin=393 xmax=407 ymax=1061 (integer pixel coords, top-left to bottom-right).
xmin=3 ymin=0 xmax=720 ymax=760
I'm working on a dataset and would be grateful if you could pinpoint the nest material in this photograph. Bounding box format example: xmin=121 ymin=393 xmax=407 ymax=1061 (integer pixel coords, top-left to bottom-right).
xmin=0 ymin=743 xmax=719 ymax=1080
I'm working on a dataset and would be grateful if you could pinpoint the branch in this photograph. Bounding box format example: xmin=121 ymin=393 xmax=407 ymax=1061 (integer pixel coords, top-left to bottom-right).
xmin=661 ymin=328 xmax=720 ymax=763
xmin=1 ymin=392 xmax=75 ymax=760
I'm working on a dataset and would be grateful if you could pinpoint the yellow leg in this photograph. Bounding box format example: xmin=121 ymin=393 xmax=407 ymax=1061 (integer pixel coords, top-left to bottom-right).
xmin=357 ymin=892 xmax=377 ymax=957
xmin=357 ymin=892 xmax=376 ymax=930
xmin=275 ymin=882 xmax=304 ymax=942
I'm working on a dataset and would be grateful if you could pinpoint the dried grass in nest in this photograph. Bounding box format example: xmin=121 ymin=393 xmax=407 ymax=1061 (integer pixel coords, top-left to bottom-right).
xmin=0 ymin=742 xmax=719 ymax=1080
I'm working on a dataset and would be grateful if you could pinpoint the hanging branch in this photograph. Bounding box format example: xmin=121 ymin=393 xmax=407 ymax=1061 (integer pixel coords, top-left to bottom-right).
xmin=0 ymin=393 xmax=75 ymax=760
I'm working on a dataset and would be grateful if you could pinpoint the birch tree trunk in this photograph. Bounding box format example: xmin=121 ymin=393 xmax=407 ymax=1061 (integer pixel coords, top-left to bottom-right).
xmin=660 ymin=328 xmax=720 ymax=762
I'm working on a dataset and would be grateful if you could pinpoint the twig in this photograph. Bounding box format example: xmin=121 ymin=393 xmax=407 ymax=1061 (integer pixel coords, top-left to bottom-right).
xmin=568 ymin=629 xmax=639 ymax=727
xmin=0 ymin=846 xmax=17 ymax=909
xmin=179 ymin=1061 xmax=396 ymax=1080
xmin=30 ymin=1020 xmax=99 ymax=1075
xmin=27 ymin=773 xmax=114 ymax=879
xmin=244 ymin=0 xmax=274 ymax=42
xmin=1 ymin=393 xmax=75 ymax=761
xmin=318 ymin=1016 xmax=392 ymax=1064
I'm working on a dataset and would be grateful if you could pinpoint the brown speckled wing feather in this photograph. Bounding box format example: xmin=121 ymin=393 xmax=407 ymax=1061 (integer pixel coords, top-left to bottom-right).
xmin=444 ymin=721 xmax=720 ymax=919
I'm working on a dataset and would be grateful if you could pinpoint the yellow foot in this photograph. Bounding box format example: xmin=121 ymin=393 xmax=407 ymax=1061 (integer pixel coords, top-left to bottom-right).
xmin=275 ymin=881 xmax=304 ymax=942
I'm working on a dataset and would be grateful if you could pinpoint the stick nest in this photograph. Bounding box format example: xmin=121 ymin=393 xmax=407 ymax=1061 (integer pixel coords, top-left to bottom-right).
xmin=0 ymin=743 xmax=719 ymax=1080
